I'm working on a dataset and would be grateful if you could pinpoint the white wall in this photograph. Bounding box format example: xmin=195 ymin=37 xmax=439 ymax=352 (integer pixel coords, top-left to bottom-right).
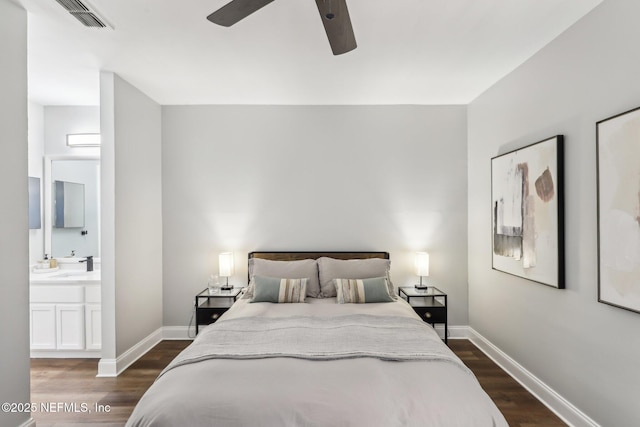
xmin=468 ymin=0 xmax=640 ymax=425
xmin=162 ymin=105 xmax=468 ymax=329
xmin=101 ymin=72 xmax=163 ymax=359
xmin=114 ymin=75 xmax=163 ymax=354
xmin=43 ymin=106 xmax=100 ymax=157
xmin=0 ymin=1 xmax=31 ymax=426
xmin=100 ymin=72 xmax=116 ymax=365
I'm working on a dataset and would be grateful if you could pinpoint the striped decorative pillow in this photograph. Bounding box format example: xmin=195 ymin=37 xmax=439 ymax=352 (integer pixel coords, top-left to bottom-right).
xmin=251 ymin=276 xmax=308 ymax=303
xmin=334 ymin=277 xmax=394 ymax=304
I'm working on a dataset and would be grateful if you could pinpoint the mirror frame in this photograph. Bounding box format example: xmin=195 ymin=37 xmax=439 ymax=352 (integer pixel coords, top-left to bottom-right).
xmin=44 ymin=154 xmax=100 ymax=257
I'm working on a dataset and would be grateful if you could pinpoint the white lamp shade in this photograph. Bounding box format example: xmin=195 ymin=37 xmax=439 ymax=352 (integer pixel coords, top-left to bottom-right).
xmin=415 ymin=252 xmax=429 ymax=277
xmin=219 ymin=252 xmax=234 ymax=277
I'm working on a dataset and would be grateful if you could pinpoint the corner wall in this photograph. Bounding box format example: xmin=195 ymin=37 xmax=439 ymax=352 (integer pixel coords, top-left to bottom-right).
xmin=113 ymin=75 xmax=163 ymax=355
xmin=100 ymin=72 xmax=163 ymax=371
xmin=161 ymin=105 xmax=468 ymax=331
xmin=0 ymin=1 xmax=31 ymax=426
xmin=468 ymin=0 xmax=640 ymax=425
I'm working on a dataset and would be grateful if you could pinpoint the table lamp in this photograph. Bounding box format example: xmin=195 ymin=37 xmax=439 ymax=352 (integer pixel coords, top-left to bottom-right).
xmin=415 ymin=252 xmax=429 ymax=290
xmin=219 ymin=252 xmax=234 ymax=291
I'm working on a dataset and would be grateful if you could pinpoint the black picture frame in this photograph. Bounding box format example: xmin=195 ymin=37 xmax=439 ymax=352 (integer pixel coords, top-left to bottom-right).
xmin=597 ymin=106 xmax=640 ymax=314
xmin=491 ymin=135 xmax=565 ymax=288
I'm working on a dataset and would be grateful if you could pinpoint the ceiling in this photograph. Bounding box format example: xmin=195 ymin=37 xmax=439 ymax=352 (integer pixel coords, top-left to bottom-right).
xmin=22 ymin=0 xmax=602 ymax=106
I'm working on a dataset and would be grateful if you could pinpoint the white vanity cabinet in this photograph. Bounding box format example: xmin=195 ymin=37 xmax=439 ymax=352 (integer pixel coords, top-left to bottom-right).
xmin=85 ymin=285 xmax=102 ymax=351
xmin=30 ymin=282 xmax=101 ymax=357
xmin=29 ymin=304 xmax=56 ymax=349
xmin=55 ymin=304 xmax=85 ymax=350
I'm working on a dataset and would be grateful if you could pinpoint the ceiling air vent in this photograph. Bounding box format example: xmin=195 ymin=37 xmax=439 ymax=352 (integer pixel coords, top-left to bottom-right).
xmin=54 ymin=0 xmax=111 ymax=29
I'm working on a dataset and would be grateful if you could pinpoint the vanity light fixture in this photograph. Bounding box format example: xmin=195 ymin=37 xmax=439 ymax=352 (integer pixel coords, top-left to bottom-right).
xmin=66 ymin=133 xmax=101 ymax=147
xmin=415 ymin=252 xmax=429 ymax=290
xmin=219 ymin=252 xmax=234 ymax=291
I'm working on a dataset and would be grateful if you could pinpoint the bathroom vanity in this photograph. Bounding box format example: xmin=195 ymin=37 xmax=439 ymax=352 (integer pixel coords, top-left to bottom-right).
xmin=30 ymin=268 xmax=101 ymax=358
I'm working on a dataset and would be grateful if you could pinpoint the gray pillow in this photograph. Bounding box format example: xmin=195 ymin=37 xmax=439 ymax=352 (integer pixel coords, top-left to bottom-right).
xmin=248 ymin=258 xmax=320 ymax=298
xmin=251 ymin=276 xmax=307 ymax=303
xmin=334 ymin=277 xmax=394 ymax=304
xmin=317 ymin=257 xmax=395 ymax=298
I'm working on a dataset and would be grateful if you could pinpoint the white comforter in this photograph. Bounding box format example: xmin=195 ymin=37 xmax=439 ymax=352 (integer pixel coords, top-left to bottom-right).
xmin=127 ymin=298 xmax=508 ymax=427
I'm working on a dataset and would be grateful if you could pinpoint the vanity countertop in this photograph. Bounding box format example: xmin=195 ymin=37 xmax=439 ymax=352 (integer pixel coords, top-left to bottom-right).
xmin=30 ymin=269 xmax=101 ymax=284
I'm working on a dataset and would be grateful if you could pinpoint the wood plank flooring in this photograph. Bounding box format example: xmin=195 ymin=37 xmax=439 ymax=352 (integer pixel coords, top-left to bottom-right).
xmin=30 ymin=339 xmax=566 ymax=426
xmin=30 ymin=341 xmax=188 ymax=427
xmin=449 ymin=340 xmax=567 ymax=427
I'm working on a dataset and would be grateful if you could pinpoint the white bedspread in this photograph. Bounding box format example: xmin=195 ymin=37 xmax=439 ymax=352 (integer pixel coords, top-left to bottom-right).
xmin=127 ymin=298 xmax=508 ymax=427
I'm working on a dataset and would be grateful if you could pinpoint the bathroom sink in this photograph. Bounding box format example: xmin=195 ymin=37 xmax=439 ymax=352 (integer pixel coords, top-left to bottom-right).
xmin=30 ymin=269 xmax=101 ymax=284
xmin=53 ymin=270 xmax=92 ymax=278
xmin=56 ymin=257 xmax=84 ymax=264
xmin=31 ymin=267 xmax=59 ymax=274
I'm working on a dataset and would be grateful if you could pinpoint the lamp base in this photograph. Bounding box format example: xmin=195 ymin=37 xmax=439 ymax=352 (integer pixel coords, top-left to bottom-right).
xmin=414 ymin=284 xmax=429 ymax=290
xmin=220 ymin=285 xmax=234 ymax=291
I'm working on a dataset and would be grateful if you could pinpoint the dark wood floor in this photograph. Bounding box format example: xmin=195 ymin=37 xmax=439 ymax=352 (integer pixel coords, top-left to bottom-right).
xmin=449 ymin=340 xmax=566 ymax=427
xmin=30 ymin=341 xmax=188 ymax=427
xmin=30 ymin=339 xmax=566 ymax=426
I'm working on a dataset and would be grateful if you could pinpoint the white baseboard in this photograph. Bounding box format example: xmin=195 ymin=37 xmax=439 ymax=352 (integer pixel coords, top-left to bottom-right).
xmin=31 ymin=350 xmax=101 ymax=358
xmin=433 ymin=324 xmax=468 ymax=340
xmin=162 ymin=326 xmax=193 ymax=340
xmin=467 ymin=327 xmax=600 ymax=427
xmin=97 ymin=327 xmax=163 ymax=377
xmin=97 ymin=358 xmax=117 ymax=377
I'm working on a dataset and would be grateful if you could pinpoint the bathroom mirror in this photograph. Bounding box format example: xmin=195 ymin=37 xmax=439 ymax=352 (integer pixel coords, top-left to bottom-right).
xmin=28 ymin=176 xmax=42 ymax=229
xmin=54 ymin=180 xmax=85 ymax=228
xmin=44 ymin=156 xmax=100 ymax=258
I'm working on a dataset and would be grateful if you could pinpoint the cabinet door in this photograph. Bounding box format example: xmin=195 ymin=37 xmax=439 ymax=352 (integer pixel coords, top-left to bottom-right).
xmin=56 ymin=304 xmax=85 ymax=350
xmin=85 ymin=303 xmax=101 ymax=350
xmin=30 ymin=304 xmax=56 ymax=350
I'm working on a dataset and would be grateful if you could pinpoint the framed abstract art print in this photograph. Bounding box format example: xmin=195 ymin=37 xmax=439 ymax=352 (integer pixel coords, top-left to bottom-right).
xmin=597 ymin=106 xmax=640 ymax=314
xmin=491 ymin=135 xmax=564 ymax=288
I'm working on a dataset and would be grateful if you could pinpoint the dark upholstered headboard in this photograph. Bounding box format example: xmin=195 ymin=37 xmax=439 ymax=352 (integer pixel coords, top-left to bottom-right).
xmin=248 ymin=251 xmax=389 ymax=262
xmin=247 ymin=252 xmax=389 ymax=281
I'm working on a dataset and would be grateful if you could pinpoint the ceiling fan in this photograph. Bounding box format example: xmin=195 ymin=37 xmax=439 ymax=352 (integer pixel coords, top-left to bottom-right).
xmin=207 ymin=0 xmax=357 ymax=55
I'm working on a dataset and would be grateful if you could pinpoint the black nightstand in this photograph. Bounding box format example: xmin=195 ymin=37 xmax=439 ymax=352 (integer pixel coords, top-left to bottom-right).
xmin=399 ymin=286 xmax=448 ymax=344
xmin=195 ymin=288 xmax=242 ymax=334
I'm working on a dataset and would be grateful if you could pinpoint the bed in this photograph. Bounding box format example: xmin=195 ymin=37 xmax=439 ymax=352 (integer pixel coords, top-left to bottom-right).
xmin=126 ymin=252 xmax=507 ymax=427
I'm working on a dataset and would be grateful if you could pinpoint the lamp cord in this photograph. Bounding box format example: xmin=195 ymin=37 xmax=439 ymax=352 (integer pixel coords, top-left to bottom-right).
xmin=187 ymin=304 xmax=196 ymax=339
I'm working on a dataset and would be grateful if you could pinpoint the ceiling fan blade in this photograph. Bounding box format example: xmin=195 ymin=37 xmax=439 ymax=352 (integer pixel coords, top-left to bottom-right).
xmin=315 ymin=0 xmax=357 ymax=55
xmin=207 ymin=0 xmax=275 ymax=27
